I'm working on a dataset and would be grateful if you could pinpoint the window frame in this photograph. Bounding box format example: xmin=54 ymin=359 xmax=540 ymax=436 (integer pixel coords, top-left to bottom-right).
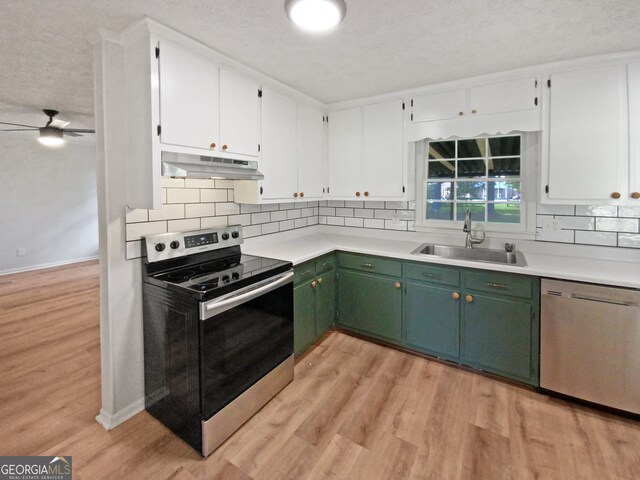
xmin=414 ymin=132 xmax=538 ymax=239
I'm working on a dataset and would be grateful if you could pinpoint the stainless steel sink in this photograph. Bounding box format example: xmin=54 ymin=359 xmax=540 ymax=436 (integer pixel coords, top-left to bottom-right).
xmin=411 ymin=243 xmax=527 ymax=267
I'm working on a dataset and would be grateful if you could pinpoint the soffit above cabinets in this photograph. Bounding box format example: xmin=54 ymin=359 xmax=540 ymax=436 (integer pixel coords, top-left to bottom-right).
xmin=3 ymin=0 xmax=640 ymax=116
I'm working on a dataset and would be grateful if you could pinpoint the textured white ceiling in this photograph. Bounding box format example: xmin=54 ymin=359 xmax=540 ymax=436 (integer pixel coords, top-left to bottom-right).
xmin=1 ymin=0 xmax=640 ymax=117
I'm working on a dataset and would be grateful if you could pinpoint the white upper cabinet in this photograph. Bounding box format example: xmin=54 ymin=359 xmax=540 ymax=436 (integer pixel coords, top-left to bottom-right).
xmin=363 ymin=100 xmax=404 ymax=198
xmin=328 ymin=107 xmax=363 ymax=198
xmin=260 ymin=87 xmax=298 ymax=200
xmin=297 ymin=103 xmax=325 ymax=200
xmin=544 ymin=64 xmax=627 ymax=203
xmin=628 ymin=62 xmax=640 ymax=202
xmin=328 ymin=100 xmax=406 ymax=200
xmin=409 ymin=76 xmax=540 ymax=141
xmin=219 ymin=68 xmax=260 ymax=158
xmin=412 ymin=89 xmax=467 ymax=122
xmin=469 ymin=77 xmax=537 ymax=116
xmin=158 ymin=40 xmax=219 ymax=151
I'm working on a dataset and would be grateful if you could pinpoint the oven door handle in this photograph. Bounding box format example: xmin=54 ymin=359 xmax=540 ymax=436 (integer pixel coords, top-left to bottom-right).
xmin=200 ymin=270 xmax=294 ymax=320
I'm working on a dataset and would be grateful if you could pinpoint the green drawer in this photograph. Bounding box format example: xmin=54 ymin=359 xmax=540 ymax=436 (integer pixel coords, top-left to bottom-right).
xmin=337 ymin=252 xmax=402 ymax=277
xmin=464 ymin=270 xmax=534 ymax=299
xmin=315 ymin=254 xmax=336 ymax=275
xmin=405 ymin=262 xmax=460 ymax=287
xmin=294 ymin=260 xmax=316 ymax=286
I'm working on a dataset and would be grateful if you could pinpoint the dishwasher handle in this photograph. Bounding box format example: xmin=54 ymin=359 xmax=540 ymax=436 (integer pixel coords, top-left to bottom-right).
xmin=570 ymin=293 xmax=635 ymax=307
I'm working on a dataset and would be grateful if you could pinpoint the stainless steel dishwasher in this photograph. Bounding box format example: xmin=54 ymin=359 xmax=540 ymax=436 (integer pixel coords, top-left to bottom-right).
xmin=540 ymin=279 xmax=640 ymax=415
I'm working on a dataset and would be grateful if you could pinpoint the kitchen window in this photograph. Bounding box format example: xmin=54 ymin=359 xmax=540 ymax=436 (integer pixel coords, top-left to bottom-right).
xmin=416 ymin=133 xmax=536 ymax=237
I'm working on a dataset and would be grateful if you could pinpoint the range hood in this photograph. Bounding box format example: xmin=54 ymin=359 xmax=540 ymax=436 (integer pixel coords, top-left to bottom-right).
xmin=161 ymin=151 xmax=264 ymax=180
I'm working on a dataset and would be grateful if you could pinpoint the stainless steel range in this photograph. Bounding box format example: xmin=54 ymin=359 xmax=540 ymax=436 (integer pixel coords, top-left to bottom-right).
xmin=142 ymin=225 xmax=294 ymax=456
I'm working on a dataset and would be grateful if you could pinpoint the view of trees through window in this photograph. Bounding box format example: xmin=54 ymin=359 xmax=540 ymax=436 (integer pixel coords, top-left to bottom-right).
xmin=425 ymin=135 xmax=521 ymax=224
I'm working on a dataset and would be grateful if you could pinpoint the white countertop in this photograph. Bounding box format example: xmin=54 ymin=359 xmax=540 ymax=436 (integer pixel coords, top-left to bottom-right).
xmin=244 ymin=227 xmax=640 ymax=289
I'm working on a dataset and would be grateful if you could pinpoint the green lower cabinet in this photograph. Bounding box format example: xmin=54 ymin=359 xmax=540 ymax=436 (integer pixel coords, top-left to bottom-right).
xmin=462 ymin=293 xmax=534 ymax=383
xmin=337 ymin=270 xmax=402 ymax=341
xmin=315 ymin=271 xmax=336 ymax=335
xmin=293 ymin=280 xmax=317 ymax=356
xmin=405 ymin=281 xmax=460 ymax=360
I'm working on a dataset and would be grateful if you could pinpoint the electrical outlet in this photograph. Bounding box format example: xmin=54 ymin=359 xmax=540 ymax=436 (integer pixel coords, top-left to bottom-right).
xmin=542 ymin=217 xmax=561 ymax=233
xmin=17 ymin=248 xmax=26 ymax=256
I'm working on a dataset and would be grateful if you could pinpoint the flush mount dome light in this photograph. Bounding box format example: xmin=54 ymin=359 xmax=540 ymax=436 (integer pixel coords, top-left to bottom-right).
xmin=285 ymin=0 xmax=346 ymax=32
xmin=38 ymin=126 xmax=64 ymax=147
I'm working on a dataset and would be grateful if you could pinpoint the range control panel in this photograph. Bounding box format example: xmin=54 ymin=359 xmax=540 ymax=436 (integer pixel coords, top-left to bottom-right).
xmin=144 ymin=226 xmax=243 ymax=263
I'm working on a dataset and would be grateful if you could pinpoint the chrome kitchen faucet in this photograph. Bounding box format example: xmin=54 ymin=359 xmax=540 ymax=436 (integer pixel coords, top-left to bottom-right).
xmin=463 ymin=209 xmax=485 ymax=249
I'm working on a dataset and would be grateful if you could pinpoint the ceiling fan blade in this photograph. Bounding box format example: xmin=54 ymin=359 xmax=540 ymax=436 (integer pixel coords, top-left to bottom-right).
xmin=64 ymin=131 xmax=83 ymax=137
xmin=50 ymin=119 xmax=70 ymax=129
xmin=0 ymin=128 xmax=37 ymax=132
xmin=0 ymin=121 xmax=38 ymax=129
xmin=64 ymin=128 xmax=95 ymax=133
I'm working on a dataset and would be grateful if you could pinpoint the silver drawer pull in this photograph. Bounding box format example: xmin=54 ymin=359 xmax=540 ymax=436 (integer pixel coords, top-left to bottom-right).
xmin=423 ymin=272 xmax=441 ymax=279
xmin=360 ymin=262 xmax=374 ymax=269
xmin=486 ymin=282 xmax=508 ymax=289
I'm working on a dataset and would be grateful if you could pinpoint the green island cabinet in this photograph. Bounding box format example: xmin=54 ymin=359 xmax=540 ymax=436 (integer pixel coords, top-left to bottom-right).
xmin=293 ymin=253 xmax=336 ymax=356
xmin=336 ymin=252 xmax=403 ymax=342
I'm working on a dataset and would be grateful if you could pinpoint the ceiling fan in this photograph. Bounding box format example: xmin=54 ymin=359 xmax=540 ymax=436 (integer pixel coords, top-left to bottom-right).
xmin=0 ymin=109 xmax=95 ymax=146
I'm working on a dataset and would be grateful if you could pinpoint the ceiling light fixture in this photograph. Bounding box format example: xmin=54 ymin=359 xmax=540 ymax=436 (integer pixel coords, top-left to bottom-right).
xmin=284 ymin=0 xmax=346 ymax=32
xmin=38 ymin=126 xmax=65 ymax=147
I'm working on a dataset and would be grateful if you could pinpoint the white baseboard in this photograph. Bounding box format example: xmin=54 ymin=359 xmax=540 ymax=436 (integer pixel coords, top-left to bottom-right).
xmin=95 ymin=398 xmax=145 ymax=430
xmin=0 ymin=255 xmax=99 ymax=276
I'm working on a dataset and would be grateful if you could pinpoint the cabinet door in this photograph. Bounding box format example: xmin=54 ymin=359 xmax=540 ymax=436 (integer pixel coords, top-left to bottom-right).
xmin=158 ymin=40 xmax=219 ymax=150
xmin=462 ymin=293 xmax=533 ymax=383
xmin=628 ymin=62 xmax=640 ymax=201
xmin=294 ymin=281 xmax=317 ymax=356
xmin=363 ymin=100 xmax=404 ymax=198
xmin=328 ymin=107 xmax=362 ymax=197
xmin=315 ymin=258 xmax=336 ymax=336
xmin=219 ymin=68 xmax=259 ymax=157
xmin=469 ymin=77 xmax=537 ymax=116
xmin=412 ymin=89 xmax=467 ymax=122
xmin=547 ymin=65 xmax=627 ymax=201
xmin=261 ymin=88 xmax=298 ymax=200
xmin=298 ymin=103 xmax=326 ymax=200
xmin=405 ymin=282 xmax=460 ymax=360
xmin=337 ymin=270 xmax=401 ymax=341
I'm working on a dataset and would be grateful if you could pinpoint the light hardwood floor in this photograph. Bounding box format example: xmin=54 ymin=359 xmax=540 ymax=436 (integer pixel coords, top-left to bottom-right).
xmin=1 ymin=261 xmax=639 ymax=479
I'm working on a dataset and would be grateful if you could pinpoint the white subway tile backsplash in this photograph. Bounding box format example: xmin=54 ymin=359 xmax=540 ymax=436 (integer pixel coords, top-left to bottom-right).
xmin=261 ymin=204 xmax=279 ymax=212
xmin=536 ymin=204 xmax=575 ymax=216
xmin=286 ymin=209 xmax=302 ymax=220
xmin=364 ymin=201 xmax=385 ymax=209
xmin=308 ymin=216 xmax=319 ymax=226
xmin=575 ymin=205 xmax=618 ymax=217
xmin=201 ymin=216 xmax=228 ymax=228
xmin=294 ymin=218 xmax=308 ymax=228
xmin=363 ymin=218 xmax=385 ymax=229
xmin=184 ymin=178 xmax=216 ymax=189
xmin=618 ymin=233 xmax=640 ymax=248
xmin=215 ymin=179 xmax=234 ymax=189
xmin=344 ymin=217 xmax=364 ymax=228
xmin=216 ymin=202 xmax=240 ymax=215
xmin=327 ymin=217 xmax=345 ymax=226
xmin=270 ymin=210 xmax=287 ymax=222
xmin=300 ymin=208 xmax=315 ymax=217
xmin=161 ymin=177 xmax=185 ymax=188
xmin=296 ymin=202 xmax=308 ymax=209
xmin=148 ymin=204 xmax=185 ymax=221
xmin=335 ymin=208 xmax=354 ymax=217
xmin=385 ymin=201 xmax=407 ymax=209
xmin=227 ymin=190 xmax=234 ymax=202
xmin=344 ymin=201 xmax=364 ymax=208
xmin=125 ymin=208 xmax=148 ymax=223
xmin=596 ymin=218 xmax=639 ymax=233
xmin=374 ymin=209 xmax=395 ymax=220
xmin=228 ymin=214 xmax=251 ymax=226
xmin=319 ymin=207 xmax=335 ymax=216
xmin=161 ymin=188 xmax=167 ymax=204
xmin=397 ymin=210 xmax=415 ymax=221
xmin=126 ymin=221 xmax=167 ymax=241
xmin=535 ymin=228 xmax=575 ymax=243
xmin=575 ymin=230 xmax=617 ymax=246
xmin=354 ymin=209 xmax=374 ymax=219
xmin=241 ymin=204 xmax=261 ymax=214
xmin=556 ymin=216 xmax=595 ymax=230
xmin=200 ymin=189 xmax=228 ymax=203
xmin=327 ymin=200 xmax=345 ymax=208
xmin=251 ymin=212 xmax=271 ymax=224
xmin=125 ymin=241 xmax=142 ymax=260
xmin=185 ymin=203 xmax=215 ymax=218
xmin=385 ymin=220 xmax=408 ymax=231
xmin=318 ymin=216 xmax=327 ymax=224
xmin=261 ymin=222 xmax=279 ymax=235
xmin=280 ymin=220 xmax=295 ymax=231
xmin=166 ymin=188 xmax=200 ymax=204
xmin=168 ymin=218 xmax=201 ymax=232
xmin=279 ymin=202 xmax=295 ymax=210
xmin=243 ymin=225 xmax=262 ymax=238
xmin=618 ymin=206 xmax=640 ymax=218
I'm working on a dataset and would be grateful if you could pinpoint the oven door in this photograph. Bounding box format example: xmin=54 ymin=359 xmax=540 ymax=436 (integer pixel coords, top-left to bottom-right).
xmin=199 ymin=270 xmax=294 ymax=420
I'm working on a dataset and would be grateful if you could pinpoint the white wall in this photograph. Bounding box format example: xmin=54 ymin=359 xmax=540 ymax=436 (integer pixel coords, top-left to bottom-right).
xmin=0 ymin=117 xmax=98 ymax=274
